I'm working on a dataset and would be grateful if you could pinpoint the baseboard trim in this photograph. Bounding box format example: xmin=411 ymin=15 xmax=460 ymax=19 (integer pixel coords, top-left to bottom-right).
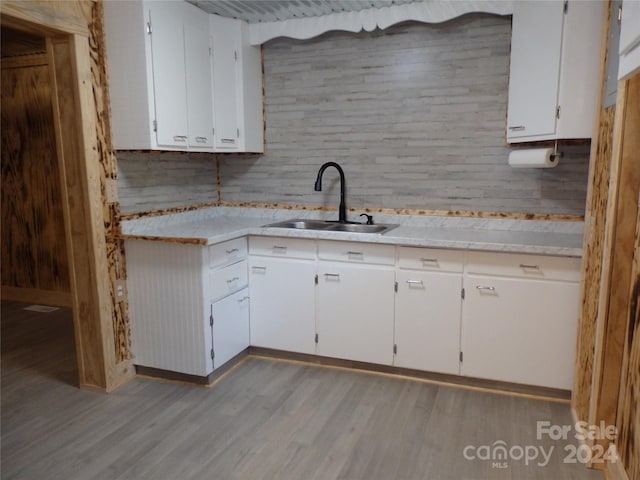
xmin=135 ymin=349 xmax=249 ymax=387
xmin=1 ymin=286 xmax=72 ymax=308
xmin=249 ymin=347 xmax=572 ymax=402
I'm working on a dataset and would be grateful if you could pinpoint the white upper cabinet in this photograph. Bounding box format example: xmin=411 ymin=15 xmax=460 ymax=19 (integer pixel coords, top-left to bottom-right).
xmin=506 ymin=0 xmax=605 ymax=143
xmin=148 ymin=1 xmax=190 ymax=149
xmin=184 ymin=7 xmax=214 ymax=149
xmin=618 ymin=0 xmax=640 ymax=80
xmin=210 ymin=15 xmax=264 ymax=153
xmin=210 ymin=15 xmax=241 ymax=150
xmin=103 ymin=1 xmax=263 ymax=152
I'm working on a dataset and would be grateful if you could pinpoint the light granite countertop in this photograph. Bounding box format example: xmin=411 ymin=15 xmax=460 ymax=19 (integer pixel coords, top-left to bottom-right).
xmin=121 ymin=207 xmax=584 ymax=257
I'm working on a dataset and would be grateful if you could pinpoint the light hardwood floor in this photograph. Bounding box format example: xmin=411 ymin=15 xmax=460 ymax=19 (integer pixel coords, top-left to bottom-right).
xmin=1 ymin=300 xmax=603 ymax=480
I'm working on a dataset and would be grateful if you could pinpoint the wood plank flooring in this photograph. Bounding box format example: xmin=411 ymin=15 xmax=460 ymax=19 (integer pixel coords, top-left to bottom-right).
xmin=1 ymin=300 xmax=603 ymax=480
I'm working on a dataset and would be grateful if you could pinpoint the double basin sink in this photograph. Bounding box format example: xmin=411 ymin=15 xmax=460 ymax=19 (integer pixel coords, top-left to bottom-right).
xmin=264 ymin=219 xmax=399 ymax=235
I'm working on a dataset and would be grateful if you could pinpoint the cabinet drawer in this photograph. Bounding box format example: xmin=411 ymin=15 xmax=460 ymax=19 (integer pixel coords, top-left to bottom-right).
xmin=398 ymin=247 xmax=464 ymax=273
xmin=318 ymin=240 xmax=395 ymax=265
xmin=209 ymin=237 xmax=247 ymax=269
xmin=210 ymin=259 xmax=248 ymax=303
xmin=249 ymin=236 xmax=316 ymax=259
xmin=466 ymin=251 xmax=581 ymax=282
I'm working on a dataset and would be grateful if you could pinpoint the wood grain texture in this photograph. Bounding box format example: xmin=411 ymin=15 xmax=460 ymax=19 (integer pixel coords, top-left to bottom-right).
xmin=588 ymin=75 xmax=640 ymax=465
xmin=88 ymin=0 xmax=131 ymax=365
xmin=219 ymin=16 xmax=591 ymax=216
xmin=0 ymin=304 xmax=604 ymax=480
xmin=0 ymin=0 xmax=91 ymax=37
xmin=615 ymin=185 xmax=640 ymax=480
xmin=573 ymin=106 xmax=615 ymax=425
xmin=1 ymin=285 xmax=71 ymax=308
xmin=2 ymin=0 xmax=134 ymax=391
xmin=573 ymin=0 xmax=616 ymax=422
xmin=0 ymin=59 xmax=70 ymax=296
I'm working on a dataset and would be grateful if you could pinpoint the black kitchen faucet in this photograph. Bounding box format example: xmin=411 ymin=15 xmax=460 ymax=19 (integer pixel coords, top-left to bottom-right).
xmin=314 ymin=161 xmax=347 ymax=224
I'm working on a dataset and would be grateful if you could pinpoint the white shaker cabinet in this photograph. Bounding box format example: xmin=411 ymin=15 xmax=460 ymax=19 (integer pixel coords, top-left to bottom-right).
xmin=211 ymin=288 xmax=250 ymax=369
xmin=248 ymin=237 xmax=317 ymax=354
xmin=618 ymin=0 xmax=640 ymax=80
xmin=103 ymin=1 xmax=263 ymax=152
xmin=316 ymin=241 xmax=395 ymax=365
xmin=460 ymin=252 xmax=580 ymax=390
xmin=209 ymin=14 xmax=264 ymax=153
xmin=394 ymin=247 xmax=463 ymax=375
xmin=104 ymin=0 xmax=212 ymax=151
xmin=507 ymin=0 xmax=604 ymax=143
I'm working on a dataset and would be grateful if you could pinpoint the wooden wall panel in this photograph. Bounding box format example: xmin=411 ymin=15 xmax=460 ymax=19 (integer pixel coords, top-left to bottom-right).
xmin=88 ymin=0 xmax=131 ymax=364
xmin=615 ymin=186 xmax=639 ymax=480
xmin=0 ymin=58 xmax=70 ymax=299
xmin=2 ymin=0 xmax=135 ymax=391
xmin=573 ymin=106 xmax=615 ymax=424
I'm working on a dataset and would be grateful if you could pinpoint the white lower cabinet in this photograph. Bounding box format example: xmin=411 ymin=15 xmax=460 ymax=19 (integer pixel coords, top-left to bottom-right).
xmin=211 ymin=287 xmax=250 ymax=369
xmin=317 ymin=263 xmax=395 ymax=364
xmin=394 ymin=270 xmax=462 ymax=374
xmin=394 ymin=247 xmax=464 ymax=374
xmin=316 ymin=240 xmax=396 ymax=365
xmin=126 ymin=238 xmax=249 ymax=378
xmin=460 ymin=252 xmax=580 ymax=390
xmin=248 ymin=237 xmax=317 ymax=354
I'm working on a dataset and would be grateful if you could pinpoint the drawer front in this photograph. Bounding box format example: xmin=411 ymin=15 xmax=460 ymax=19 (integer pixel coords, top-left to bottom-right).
xmin=398 ymin=247 xmax=464 ymax=273
xmin=318 ymin=240 xmax=395 ymax=265
xmin=210 ymin=260 xmax=248 ymax=303
xmin=249 ymin=236 xmax=316 ymax=260
xmin=466 ymin=251 xmax=581 ymax=282
xmin=209 ymin=237 xmax=247 ymax=269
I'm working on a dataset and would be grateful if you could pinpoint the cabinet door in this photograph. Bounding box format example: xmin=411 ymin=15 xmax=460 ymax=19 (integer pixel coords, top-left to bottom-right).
xmin=184 ymin=11 xmax=214 ymax=149
xmin=317 ymin=264 xmax=394 ymax=365
xmin=210 ymin=16 xmax=240 ymax=149
xmin=249 ymin=257 xmax=316 ymax=354
xmin=394 ymin=271 xmax=462 ymax=375
xmin=461 ymin=275 xmax=579 ymax=390
xmin=148 ymin=2 xmax=189 ymax=148
xmin=507 ymin=1 xmax=564 ymax=141
xmin=211 ymin=288 xmax=250 ymax=371
xmin=618 ymin=0 xmax=640 ymax=80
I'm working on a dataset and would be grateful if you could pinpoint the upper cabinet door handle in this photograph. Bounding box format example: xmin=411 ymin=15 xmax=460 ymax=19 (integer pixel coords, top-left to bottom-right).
xmin=508 ymin=125 xmax=525 ymax=131
xmin=173 ymin=135 xmax=187 ymax=141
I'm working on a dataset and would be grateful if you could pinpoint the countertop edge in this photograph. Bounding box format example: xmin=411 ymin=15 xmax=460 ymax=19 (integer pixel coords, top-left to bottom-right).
xmin=120 ymin=226 xmax=583 ymax=258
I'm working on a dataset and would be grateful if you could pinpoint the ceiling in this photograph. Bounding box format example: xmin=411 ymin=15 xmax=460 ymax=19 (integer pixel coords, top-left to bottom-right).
xmin=188 ymin=0 xmax=423 ymax=24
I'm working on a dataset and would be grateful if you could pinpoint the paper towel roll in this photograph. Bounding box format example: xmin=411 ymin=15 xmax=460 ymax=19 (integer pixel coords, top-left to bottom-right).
xmin=508 ymin=148 xmax=559 ymax=168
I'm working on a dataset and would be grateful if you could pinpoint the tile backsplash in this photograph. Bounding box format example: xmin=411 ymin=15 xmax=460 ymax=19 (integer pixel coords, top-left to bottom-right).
xmin=219 ymin=14 xmax=590 ymax=216
xmin=117 ymin=14 xmax=590 ymax=217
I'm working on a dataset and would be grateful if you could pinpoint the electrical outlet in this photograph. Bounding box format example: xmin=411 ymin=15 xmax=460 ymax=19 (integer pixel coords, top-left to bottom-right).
xmin=105 ymin=178 xmax=119 ymax=204
xmin=114 ymin=279 xmax=127 ymax=302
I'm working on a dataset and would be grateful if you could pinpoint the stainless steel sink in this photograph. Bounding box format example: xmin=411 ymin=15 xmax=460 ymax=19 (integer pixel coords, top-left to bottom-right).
xmin=264 ymin=219 xmax=398 ymax=235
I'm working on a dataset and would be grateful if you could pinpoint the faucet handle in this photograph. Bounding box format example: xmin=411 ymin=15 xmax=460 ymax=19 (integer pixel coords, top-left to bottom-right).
xmin=360 ymin=213 xmax=374 ymax=225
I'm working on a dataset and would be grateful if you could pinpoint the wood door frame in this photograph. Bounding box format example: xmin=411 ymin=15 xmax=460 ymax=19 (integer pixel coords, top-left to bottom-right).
xmin=1 ymin=3 xmax=132 ymax=392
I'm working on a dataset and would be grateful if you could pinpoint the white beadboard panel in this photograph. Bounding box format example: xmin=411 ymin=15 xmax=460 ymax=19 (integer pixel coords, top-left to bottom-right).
xmin=219 ymin=16 xmax=590 ymax=215
xmin=117 ymin=151 xmax=218 ymax=214
xmin=126 ymin=240 xmax=212 ymax=376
